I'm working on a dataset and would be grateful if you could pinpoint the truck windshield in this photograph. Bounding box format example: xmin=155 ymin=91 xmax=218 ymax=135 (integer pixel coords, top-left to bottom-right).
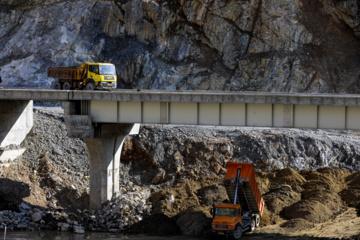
xmin=100 ymin=65 xmax=116 ymax=75
xmin=215 ymin=208 xmax=237 ymax=217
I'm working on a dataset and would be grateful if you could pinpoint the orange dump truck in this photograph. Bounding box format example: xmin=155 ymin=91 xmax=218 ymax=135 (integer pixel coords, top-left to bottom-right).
xmin=211 ymin=163 xmax=264 ymax=239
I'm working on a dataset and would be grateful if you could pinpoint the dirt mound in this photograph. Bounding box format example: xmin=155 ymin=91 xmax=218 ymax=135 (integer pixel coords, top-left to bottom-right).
xmin=280 ymin=168 xmax=347 ymax=224
xmin=282 ymin=191 xmax=345 ymax=223
xmin=255 ymin=171 xmax=272 ymax=193
xmin=126 ymin=214 xmax=180 ymax=236
xmin=149 ymin=177 xmax=225 ymax=236
xmin=346 ymin=171 xmax=360 ymax=187
xmin=263 ymin=187 xmax=301 ymax=215
xmin=257 ymin=167 xmax=352 ymax=232
xmin=149 ymin=177 xmax=222 ymax=218
xmin=280 ymin=218 xmax=314 ymax=230
xmin=195 ymin=184 xmax=228 ymax=206
xmin=340 ymin=171 xmax=360 ymax=208
xmin=261 ymin=168 xmax=306 ymax=193
xmin=176 ymin=208 xmax=212 ymax=236
xmin=0 ymin=159 xmax=49 ymax=208
xmin=259 ymin=213 xmax=272 ymax=226
xmin=300 ymin=167 xmax=350 ymax=193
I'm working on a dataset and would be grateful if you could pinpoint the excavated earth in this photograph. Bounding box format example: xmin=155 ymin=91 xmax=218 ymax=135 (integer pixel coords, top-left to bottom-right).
xmin=0 ymin=108 xmax=360 ymax=239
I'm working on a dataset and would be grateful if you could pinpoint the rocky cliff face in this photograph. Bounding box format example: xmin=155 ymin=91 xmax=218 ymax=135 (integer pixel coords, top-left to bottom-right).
xmin=0 ymin=0 xmax=359 ymax=92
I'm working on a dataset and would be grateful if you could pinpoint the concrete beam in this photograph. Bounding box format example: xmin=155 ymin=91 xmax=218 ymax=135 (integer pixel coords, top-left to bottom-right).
xmin=84 ymin=123 xmax=139 ymax=210
xmin=2 ymin=89 xmax=360 ymax=107
xmin=64 ymin=115 xmax=93 ymax=138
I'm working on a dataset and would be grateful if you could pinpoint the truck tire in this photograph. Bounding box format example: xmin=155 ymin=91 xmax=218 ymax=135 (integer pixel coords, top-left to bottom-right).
xmin=233 ymin=226 xmax=243 ymax=239
xmin=63 ymin=82 xmax=71 ymax=90
xmin=53 ymin=81 xmax=61 ymax=90
xmin=250 ymin=218 xmax=256 ymax=231
xmin=85 ymin=82 xmax=95 ymax=90
xmin=255 ymin=214 xmax=260 ymax=227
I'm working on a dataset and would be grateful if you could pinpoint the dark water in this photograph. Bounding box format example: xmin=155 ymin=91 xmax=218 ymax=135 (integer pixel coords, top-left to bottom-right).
xmin=2 ymin=231 xmax=203 ymax=240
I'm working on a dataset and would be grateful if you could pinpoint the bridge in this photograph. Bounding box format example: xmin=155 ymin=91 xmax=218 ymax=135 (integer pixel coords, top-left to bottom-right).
xmin=1 ymin=89 xmax=360 ymax=209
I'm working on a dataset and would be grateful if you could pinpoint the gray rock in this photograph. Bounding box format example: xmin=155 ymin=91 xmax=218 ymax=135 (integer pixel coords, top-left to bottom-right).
xmin=60 ymin=223 xmax=71 ymax=232
xmin=19 ymin=202 xmax=31 ymax=210
xmin=31 ymin=212 xmax=42 ymax=222
xmin=52 ymin=146 xmax=63 ymax=156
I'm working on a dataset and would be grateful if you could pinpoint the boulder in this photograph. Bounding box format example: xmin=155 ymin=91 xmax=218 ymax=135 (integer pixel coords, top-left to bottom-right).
xmin=31 ymin=212 xmax=42 ymax=222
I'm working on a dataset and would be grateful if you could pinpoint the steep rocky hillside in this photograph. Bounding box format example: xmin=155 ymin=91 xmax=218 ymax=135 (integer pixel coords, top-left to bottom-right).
xmin=0 ymin=0 xmax=359 ymax=92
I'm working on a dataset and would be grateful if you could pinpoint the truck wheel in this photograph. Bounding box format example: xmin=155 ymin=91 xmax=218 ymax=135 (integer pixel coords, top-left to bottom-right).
xmin=53 ymin=81 xmax=61 ymax=90
xmin=85 ymin=82 xmax=95 ymax=90
xmin=63 ymin=82 xmax=71 ymax=90
xmin=233 ymin=226 xmax=243 ymax=239
xmin=250 ymin=218 xmax=256 ymax=231
xmin=255 ymin=214 xmax=260 ymax=227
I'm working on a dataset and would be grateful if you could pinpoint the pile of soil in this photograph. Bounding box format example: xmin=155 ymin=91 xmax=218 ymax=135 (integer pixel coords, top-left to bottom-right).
xmin=127 ymin=167 xmax=360 ymax=238
xmin=260 ymin=168 xmax=350 ymax=225
xmin=340 ymin=171 xmax=360 ymax=208
xmin=146 ymin=177 xmax=225 ymax=236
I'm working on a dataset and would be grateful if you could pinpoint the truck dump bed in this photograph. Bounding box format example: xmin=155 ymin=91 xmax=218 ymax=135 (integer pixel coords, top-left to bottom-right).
xmin=224 ymin=163 xmax=264 ymax=215
xmin=47 ymin=66 xmax=85 ymax=80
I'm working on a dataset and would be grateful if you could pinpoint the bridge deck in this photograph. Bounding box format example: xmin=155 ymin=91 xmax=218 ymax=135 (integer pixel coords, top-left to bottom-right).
xmin=2 ymin=89 xmax=360 ymax=130
xmin=1 ymin=89 xmax=360 ymax=106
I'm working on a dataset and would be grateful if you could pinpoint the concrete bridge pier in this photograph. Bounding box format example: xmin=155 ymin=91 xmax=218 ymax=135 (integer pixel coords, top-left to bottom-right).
xmin=83 ymin=124 xmax=139 ymax=210
xmin=62 ymin=100 xmax=140 ymax=210
xmin=0 ymin=100 xmax=33 ymax=166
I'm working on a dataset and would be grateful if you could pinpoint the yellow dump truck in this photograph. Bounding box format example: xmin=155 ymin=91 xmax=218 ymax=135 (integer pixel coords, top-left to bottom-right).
xmin=211 ymin=163 xmax=264 ymax=239
xmin=48 ymin=63 xmax=117 ymax=90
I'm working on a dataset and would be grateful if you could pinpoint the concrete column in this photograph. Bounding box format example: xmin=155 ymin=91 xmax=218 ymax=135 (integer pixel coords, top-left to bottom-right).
xmin=0 ymin=100 xmax=33 ymax=165
xmin=62 ymin=101 xmax=140 ymax=210
xmin=84 ymin=136 xmax=123 ymax=210
xmin=0 ymin=100 xmax=33 ymax=147
xmin=83 ymin=123 xmax=139 ymax=210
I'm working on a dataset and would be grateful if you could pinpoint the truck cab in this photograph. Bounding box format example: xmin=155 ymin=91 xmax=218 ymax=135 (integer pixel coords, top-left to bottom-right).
xmin=211 ymin=204 xmax=243 ymax=238
xmin=211 ymin=204 xmax=255 ymax=239
xmin=82 ymin=63 xmax=117 ymax=90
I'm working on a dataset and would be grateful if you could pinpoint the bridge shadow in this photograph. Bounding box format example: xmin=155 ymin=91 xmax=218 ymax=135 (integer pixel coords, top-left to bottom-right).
xmin=0 ymin=178 xmax=30 ymax=211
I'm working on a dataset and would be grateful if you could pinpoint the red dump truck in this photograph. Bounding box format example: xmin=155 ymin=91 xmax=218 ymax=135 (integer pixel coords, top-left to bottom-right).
xmin=48 ymin=62 xmax=117 ymax=90
xmin=211 ymin=163 xmax=264 ymax=239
